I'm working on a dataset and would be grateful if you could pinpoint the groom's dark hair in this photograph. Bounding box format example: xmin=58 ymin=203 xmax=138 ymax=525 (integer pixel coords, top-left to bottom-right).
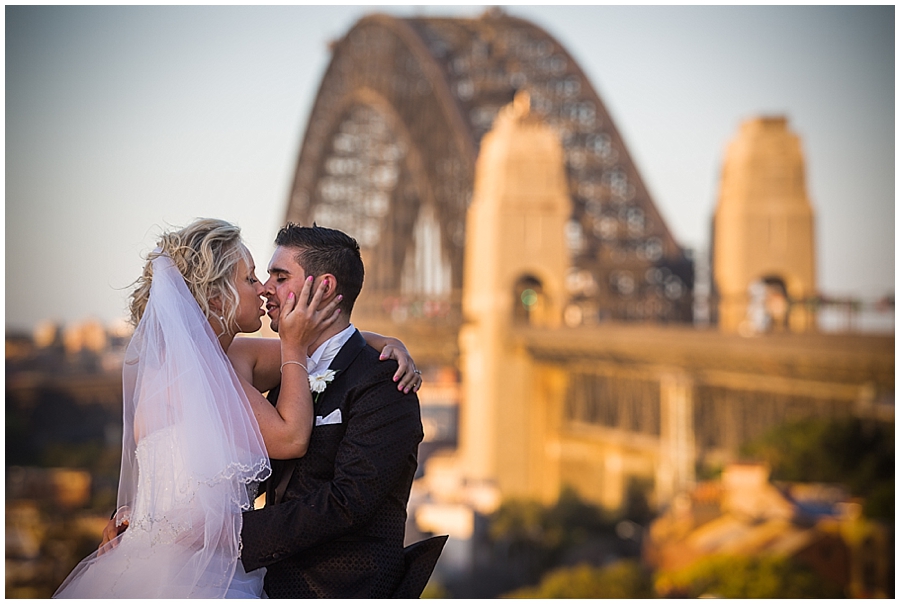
xmin=275 ymin=223 xmax=365 ymax=316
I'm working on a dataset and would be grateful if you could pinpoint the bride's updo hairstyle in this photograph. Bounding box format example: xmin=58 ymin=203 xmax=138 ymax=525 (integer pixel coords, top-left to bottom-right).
xmin=129 ymin=218 xmax=250 ymax=333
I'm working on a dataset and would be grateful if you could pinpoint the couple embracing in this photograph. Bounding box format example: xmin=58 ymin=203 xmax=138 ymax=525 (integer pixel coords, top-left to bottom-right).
xmin=53 ymin=219 xmax=443 ymax=598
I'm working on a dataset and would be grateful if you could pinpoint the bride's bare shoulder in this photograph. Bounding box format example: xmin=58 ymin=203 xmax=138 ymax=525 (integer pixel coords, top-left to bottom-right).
xmin=229 ymin=335 xmax=279 ymax=356
xmin=228 ymin=336 xmax=281 ymax=390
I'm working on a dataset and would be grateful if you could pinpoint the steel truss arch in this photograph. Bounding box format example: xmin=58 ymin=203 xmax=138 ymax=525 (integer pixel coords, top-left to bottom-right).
xmin=286 ymin=10 xmax=693 ymax=324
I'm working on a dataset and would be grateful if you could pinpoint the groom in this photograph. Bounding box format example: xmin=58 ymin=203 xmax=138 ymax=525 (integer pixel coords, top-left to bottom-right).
xmin=239 ymin=224 xmax=425 ymax=597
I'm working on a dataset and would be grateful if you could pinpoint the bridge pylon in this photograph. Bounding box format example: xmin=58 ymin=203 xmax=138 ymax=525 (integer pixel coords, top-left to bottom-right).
xmin=458 ymin=91 xmax=571 ymax=503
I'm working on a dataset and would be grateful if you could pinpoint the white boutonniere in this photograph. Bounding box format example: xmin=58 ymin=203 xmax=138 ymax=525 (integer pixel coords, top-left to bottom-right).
xmin=309 ymin=369 xmax=338 ymax=403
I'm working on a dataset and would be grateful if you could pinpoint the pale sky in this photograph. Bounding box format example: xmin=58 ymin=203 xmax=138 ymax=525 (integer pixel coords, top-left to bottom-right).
xmin=5 ymin=5 xmax=894 ymax=331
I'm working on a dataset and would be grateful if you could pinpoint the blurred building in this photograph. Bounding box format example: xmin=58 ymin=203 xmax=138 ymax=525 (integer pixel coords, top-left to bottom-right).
xmin=7 ymin=467 xmax=93 ymax=510
xmin=645 ymin=462 xmax=892 ymax=598
xmin=6 ymin=320 xmax=132 ymax=597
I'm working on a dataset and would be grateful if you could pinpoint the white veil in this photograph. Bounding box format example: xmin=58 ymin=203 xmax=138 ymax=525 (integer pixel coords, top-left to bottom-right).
xmin=54 ymin=253 xmax=271 ymax=598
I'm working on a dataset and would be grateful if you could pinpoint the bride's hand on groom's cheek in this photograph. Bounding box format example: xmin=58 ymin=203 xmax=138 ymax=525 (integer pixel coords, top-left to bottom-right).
xmin=279 ymin=277 xmax=342 ymax=347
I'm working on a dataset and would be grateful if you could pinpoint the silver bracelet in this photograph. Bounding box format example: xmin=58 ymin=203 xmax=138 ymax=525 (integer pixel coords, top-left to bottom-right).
xmin=281 ymin=360 xmax=308 ymax=373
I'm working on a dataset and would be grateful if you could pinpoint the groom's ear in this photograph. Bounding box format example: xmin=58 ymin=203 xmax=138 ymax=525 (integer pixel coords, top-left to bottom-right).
xmin=319 ymin=273 xmax=338 ymax=298
xmin=317 ymin=274 xmax=341 ymax=308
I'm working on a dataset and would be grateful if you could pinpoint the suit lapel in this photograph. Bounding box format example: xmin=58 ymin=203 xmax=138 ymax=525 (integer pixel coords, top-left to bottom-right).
xmin=269 ymin=331 xmax=364 ymax=412
xmin=312 ymin=329 xmax=367 ymax=420
xmin=269 ymin=330 xmax=368 ymax=506
xmin=326 ymin=329 xmax=367 ymax=374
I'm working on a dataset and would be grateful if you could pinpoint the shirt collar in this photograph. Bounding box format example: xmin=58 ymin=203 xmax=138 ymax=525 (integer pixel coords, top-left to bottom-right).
xmin=307 ymin=323 xmax=355 ymax=375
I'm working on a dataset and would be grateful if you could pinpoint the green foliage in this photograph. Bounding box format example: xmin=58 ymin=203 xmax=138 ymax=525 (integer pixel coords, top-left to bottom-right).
xmin=741 ymin=417 xmax=894 ymax=520
xmin=505 ymin=560 xmax=654 ymax=598
xmin=490 ymin=498 xmax=554 ymax=548
xmin=623 ymin=476 xmax=653 ymax=523
xmin=6 ymin=402 xmax=34 ymax=466
xmin=485 ymin=486 xmax=619 ymax=591
xmin=655 ymin=553 xmax=844 ymax=598
xmin=489 ymin=486 xmax=611 ymax=562
xmin=863 ymin=478 xmax=894 ymax=520
xmin=695 ymin=462 xmax=723 ymax=482
xmin=40 ymin=441 xmax=105 ymax=469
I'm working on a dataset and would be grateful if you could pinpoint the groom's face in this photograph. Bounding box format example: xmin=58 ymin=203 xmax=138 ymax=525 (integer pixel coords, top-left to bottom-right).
xmin=264 ymin=245 xmax=309 ymax=333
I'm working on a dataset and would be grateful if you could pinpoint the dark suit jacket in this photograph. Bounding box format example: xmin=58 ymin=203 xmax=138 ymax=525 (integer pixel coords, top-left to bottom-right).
xmin=240 ymin=330 xmax=424 ymax=598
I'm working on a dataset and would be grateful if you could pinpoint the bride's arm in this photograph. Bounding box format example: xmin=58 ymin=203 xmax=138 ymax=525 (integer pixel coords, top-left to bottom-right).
xmin=233 ymin=279 xmax=341 ymax=460
xmin=358 ymin=331 xmax=422 ymax=394
xmin=229 ymin=331 xmax=422 ymax=400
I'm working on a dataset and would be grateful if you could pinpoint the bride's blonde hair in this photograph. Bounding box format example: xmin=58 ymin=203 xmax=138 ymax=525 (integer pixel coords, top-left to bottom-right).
xmin=129 ymin=218 xmax=250 ymax=333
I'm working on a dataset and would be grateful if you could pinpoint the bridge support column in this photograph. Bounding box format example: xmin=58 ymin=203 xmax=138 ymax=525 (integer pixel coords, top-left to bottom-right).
xmin=458 ymin=91 xmax=571 ymax=503
xmin=657 ymin=373 xmax=696 ymax=505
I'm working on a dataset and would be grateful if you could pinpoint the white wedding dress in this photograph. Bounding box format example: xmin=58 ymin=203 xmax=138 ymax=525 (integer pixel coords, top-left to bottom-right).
xmin=54 ymin=426 xmax=266 ymax=598
xmin=54 ymin=253 xmax=271 ymax=599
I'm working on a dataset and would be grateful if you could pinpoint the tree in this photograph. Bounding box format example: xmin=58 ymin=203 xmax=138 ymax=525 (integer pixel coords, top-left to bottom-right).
xmin=488 ymin=486 xmax=613 ymax=576
xmin=504 ymin=561 xmax=654 ymax=598
xmin=654 ymin=553 xmax=844 ymax=598
xmin=479 ymin=486 xmax=621 ymax=595
xmin=741 ymin=417 xmax=894 ymax=521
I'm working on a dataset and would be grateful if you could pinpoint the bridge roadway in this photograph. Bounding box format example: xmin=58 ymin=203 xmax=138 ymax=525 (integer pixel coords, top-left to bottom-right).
xmin=358 ymin=315 xmax=893 ymax=506
xmin=516 ymin=323 xmax=894 ymax=395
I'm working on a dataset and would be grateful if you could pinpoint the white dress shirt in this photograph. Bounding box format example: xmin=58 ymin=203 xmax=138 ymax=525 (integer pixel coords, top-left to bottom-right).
xmin=306 ymin=323 xmax=356 ymax=376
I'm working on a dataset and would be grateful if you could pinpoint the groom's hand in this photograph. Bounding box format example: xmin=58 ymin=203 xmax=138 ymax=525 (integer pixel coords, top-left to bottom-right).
xmin=98 ymin=517 xmax=128 ymax=555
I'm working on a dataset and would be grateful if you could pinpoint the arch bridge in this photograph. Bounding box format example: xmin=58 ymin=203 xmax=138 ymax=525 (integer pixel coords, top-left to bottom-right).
xmin=282 ymin=11 xmax=893 ymax=511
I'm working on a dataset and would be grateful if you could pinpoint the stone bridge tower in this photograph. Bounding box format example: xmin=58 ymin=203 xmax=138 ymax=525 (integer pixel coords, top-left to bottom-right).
xmin=459 ymin=91 xmax=570 ymax=500
xmin=713 ymin=116 xmax=817 ymax=334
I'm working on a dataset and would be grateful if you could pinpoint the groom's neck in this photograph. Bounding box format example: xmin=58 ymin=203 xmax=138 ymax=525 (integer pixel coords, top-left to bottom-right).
xmin=306 ymin=316 xmax=352 ymax=357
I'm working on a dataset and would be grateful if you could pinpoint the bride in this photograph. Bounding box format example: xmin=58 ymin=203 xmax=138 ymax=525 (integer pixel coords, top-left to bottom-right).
xmin=52 ymin=219 xmax=421 ymax=598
